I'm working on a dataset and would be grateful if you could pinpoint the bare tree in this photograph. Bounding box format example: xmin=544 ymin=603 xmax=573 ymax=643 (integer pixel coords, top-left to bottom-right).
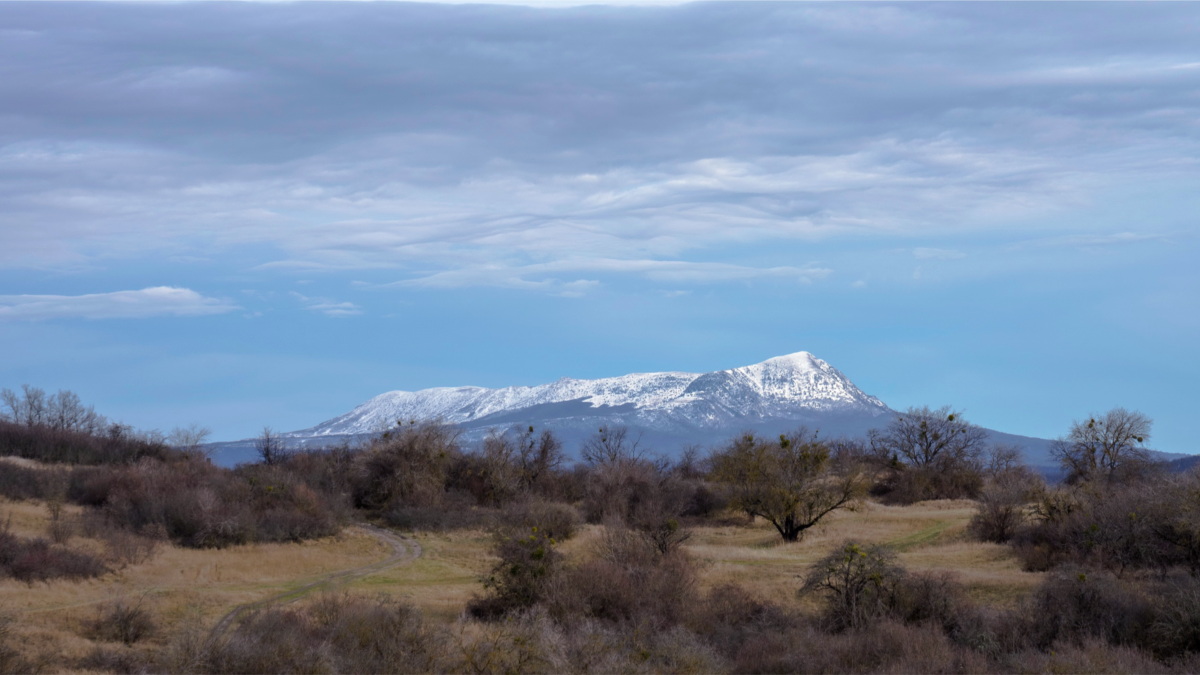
xmin=47 ymin=389 xmax=106 ymax=434
xmin=254 ymin=427 xmax=286 ymax=466
xmin=1053 ymin=407 xmax=1154 ymax=485
xmin=2 ymin=385 xmax=107 ymax=434
xmin=580 ymin=425 xmax=644 ymax=466
xmin=709 ymin=429 xmax=863 ymax=542
xmin=1 ymin=385 xmax=48 ymax=427
xmin=169 ymin=424 xmax=213 ymax=458
xmin=870 ymin=406 xmax=988 ymax=470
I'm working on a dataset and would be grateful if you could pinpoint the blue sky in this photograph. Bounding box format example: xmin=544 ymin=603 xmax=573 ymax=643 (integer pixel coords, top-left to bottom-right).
xmin=0 ymin=2 xmax=1197 ymax=452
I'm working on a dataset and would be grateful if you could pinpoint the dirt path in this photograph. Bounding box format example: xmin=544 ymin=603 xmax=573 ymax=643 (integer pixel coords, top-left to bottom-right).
xmin=206 ymin=524 xmax=421 ymax=644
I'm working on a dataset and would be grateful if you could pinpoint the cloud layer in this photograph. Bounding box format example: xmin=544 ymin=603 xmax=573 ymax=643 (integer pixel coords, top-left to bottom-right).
xmin=1 ymin=3 xmax=1198 ymax=291
xmin=0 ymin=287 xmax=238 ymax=321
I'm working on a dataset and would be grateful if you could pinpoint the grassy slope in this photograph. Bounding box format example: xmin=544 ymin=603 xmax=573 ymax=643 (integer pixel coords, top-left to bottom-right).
xmin=1 ymin=496 xmax=1040 ymax=670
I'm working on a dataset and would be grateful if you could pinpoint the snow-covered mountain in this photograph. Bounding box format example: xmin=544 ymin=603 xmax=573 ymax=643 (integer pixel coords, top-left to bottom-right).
xmin=204 ymin=350 xmax=1064 ymax=468
xmin=288 ymin=352 xmax=891 ymax=440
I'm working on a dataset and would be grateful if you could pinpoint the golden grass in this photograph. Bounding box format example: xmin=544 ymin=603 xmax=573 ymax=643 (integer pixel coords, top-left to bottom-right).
xmin=0 ymin=497 xmax=391 ymax=669
xmin=0 ymin=494 xmax=1042 ymax=671
xmin=350 ymin=528 xmax=495 ymax=621
xmin=684 ymin=499 xmax=1039 ymax=608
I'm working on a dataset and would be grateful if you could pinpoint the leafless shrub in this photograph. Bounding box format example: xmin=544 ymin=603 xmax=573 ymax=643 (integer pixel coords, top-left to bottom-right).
xmin=1011 ymin=481 xmax=1179 ymax=576
xmin=384 ymin=503 xmax=494 ymax=533
xmin=353 ymin=420 xmax=459 ymax=511
xmin=0 ymin=613 xmax=36 ymax=675
xmin=890 ymin=572 xmax=969 ymax=635
xmin=1147 ymin=576 xmax=1200 ymax=658
xmin=88 ymin=595 xmax=156 ymax=645
xmin=686 ymin=584 xmax=797 ymax=660
xmin=501 ymin=499 xmax=581 ymax=542
xmin=1020 ymin=569 xmax=1152 ymax=650
xmin=252 ymin=427 xmax=286 ymax=466
xmin=801 ymin=541 xmax=906 ymax=632
xmin=78 ymin=646 xmax=150 ymax=675
xmin=0 ymin=462 xmax=67 ymax=502
xmin=999 ymin=639 xmax=1172 ymax=675
xmin=451 ymin=608 xmax=567 ymax=674
xmin=203 ymin=593 xmax=449 ymax=674
xmin=0 ymin=519 xmax=107 ymax=582
xmin=969 ymin=468 xmax=1042 ymax=543
xmin=733 ymin=619 xmax=987 ymax=675
xmin=65 ymin=457 xmax=340 ymax=549
xmin=546 ymin=524 xmax=698 ymax=629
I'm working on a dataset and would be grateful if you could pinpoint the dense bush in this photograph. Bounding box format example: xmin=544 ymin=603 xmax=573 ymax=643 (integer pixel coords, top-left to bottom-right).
xmin=470 ymin=526 xmax=564 ymax=619
xmin=1009 ymin=475 xmax=1198 ymax=576
xmin=708 ymin=429 xmax=863 ymax=542
xmin=549 ymin=525 xmax=698 ymax=629
xmin=352 ymin=421 xmax=460 ymax=511
xmin=1019 ymin=569 xmax=1153 ymax=650
xmin=0 ymin=420 xmax=172 ymax=466
xmin=66 ymin=457 xmax=340 ymax=548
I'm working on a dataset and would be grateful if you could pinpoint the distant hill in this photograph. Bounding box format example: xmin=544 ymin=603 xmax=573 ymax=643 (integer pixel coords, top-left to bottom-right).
xmin=210 ymin=352 xmax=1063 ymax=470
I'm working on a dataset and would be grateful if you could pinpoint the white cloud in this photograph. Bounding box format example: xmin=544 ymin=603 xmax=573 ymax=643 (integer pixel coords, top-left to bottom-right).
xmin=390 ymin=258 xmax=832 ymax=292
xmin=2 ymin=3 xmax=1197 ymax=293
xmin=291 ymin=292 xmax=362 ymax=317
xmin=1011 ymin=232 xmax=1179 ymax=249
xmin=0 ymin=287 xmax=238 ymax=320
xmin=913 ymin=247 xmax=967 ymax=260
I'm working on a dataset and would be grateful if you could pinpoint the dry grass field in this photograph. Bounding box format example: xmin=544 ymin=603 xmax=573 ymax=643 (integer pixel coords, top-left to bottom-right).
xmin=1 ymin=493 xmax=1041 ymax=672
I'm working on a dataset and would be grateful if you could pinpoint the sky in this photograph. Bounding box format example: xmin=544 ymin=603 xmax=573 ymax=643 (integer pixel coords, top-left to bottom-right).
xmin=0 ymin=2 xmax=1197 ymax=452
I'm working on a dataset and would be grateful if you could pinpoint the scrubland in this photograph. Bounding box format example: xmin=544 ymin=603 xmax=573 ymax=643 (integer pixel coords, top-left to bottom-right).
xmin=1 ymin=393 xmax=1198 ymax=673
xmin=4 ymin=493 xmax=1038 ymax=673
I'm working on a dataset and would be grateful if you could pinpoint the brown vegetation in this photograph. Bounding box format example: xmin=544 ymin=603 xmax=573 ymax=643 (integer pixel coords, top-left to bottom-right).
xmin=2 ymin=390 xmax=1199 ymax=674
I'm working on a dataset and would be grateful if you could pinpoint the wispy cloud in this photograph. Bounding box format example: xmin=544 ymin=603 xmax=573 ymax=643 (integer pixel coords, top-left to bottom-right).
xmin=913 ymin=248 xmax=967 ymax=260
xmin=0 ymin=3 xmax=1197 ymax=291
xmin=0 ymin=287 xmax=237 ymax=321
xmin=1011 ymin=232 xmax=1180 ymax=250
xmin=291 ymin=292 xmax=362 ymax=317
xmin=388 ymin=258 xmax=832 ymax=292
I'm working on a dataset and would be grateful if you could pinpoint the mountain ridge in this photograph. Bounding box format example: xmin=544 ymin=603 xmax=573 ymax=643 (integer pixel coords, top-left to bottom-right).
xmin=288 ymin=351 xmax=891 ymax=439
xmin=208 ymin=351 xmax=1071 ymax=470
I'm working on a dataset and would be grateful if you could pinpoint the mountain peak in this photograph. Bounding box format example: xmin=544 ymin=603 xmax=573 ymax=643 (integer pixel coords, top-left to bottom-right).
xmin=763 ymin=350 xmax=817 ymax=363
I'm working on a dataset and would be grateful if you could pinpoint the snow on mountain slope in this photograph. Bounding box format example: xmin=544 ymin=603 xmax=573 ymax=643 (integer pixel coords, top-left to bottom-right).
xmin=290 ymin=352 xmax=890 ymax=438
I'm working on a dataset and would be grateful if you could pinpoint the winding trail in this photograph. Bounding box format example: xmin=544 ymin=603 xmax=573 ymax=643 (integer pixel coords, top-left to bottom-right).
xmin=206 ymin=524 xmax=421 ymax=645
